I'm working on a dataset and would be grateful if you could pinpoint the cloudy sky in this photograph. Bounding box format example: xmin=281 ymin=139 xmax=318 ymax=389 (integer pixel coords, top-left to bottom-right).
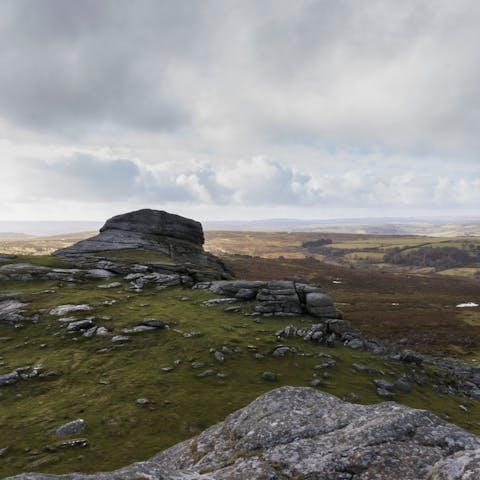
xmin=1 ymin=0 xmax=479 ymax=222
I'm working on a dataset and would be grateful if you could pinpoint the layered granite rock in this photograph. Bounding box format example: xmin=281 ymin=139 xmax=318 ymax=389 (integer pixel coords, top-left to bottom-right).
xmin=54 ymin=209 xmax=204 ymax=256
xmin=198 ymin=279 xmax=338 ymax=318
xmin=7 ymin=387 xmax=480 ymax=480
xmin=52 ymin=209 xmax=230 ymax=281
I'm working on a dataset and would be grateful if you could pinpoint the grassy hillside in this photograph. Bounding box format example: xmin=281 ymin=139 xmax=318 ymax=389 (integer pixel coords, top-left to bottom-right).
xmin=0 ymin=254 xmax=479 ymax=476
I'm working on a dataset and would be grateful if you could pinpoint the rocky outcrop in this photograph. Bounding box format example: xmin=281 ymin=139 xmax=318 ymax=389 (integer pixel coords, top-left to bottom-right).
xmin=54 ymin=209 xmax=204 ymax=256
xmin=6 ymin=386 xmax=480 ymax=480
xmin=52 ymin=209 xmax=230 ymax=281
xmin=197 ymin=280 xmax=338 ymax=318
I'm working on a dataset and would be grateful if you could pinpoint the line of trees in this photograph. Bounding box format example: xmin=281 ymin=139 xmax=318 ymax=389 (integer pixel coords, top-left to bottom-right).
xmin=384 ymin=246 xmax=477 ymax=270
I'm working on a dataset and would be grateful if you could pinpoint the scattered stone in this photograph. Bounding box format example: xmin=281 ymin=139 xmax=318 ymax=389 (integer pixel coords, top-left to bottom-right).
xmin=393 ymin=377 xmax=412 ymax=393
xmin=97 ymin=282 xmax=121 ymax=289
xmin=262 ymin=371 xmax=277 ymax=381
xmin=0 ymin=300 xmax=28 ymax=324
xmin=111 ymin=335 xmax=129 ymax=342
xmin=214 ymin=351 xmax=225 ymax=363
xmin=345 ymin=338 xmax=364 ymax=350
xmin=96 ymin=327 xmax=109 ymax=336
xmin=399 ymin=349 xmax=424 ymax=365
xmin=122 ymin=325 xmax=156 ymax=334
xmin=272 ymin=346 xmax=293 ymax=357
xmin=142 ymin=319 xmax=167 ymax=328
xmin=86 ymin=269 xmax=115 ymax=279
xmin=136 ymin=398 xmax=150 ymax=405
xmin=352 ymin=363 xmax=377 ymax=374
xmin=224 ymin=306 xmax=241 ymax=313
xmin=57 ymin=438 xmax=88 ymax=449
xmin=197 ymin=369 xmax=215 ymax=378
xmin=310 ymin=378 xmax=322 ymax=387
xmin=374 ymin=379 xmax=394 ymax=390
xmin=161 ymin=367 xmax=174 ymax=372
xmin=190 ymin=362 xmax=205 ymax=369
xmin=49 ymin=305 xmax=92 ymax=316
xmin=314 ymin=359 xmax=336 ymax=369
xmin=66 ymin=319 xmax=94 ymax=332
xmin=203 ymin=298 xmax=239 ymax=307
xmin=55 ymin=419 xmax=85 ymax=437
xmin=83 ymin=327 xmax=97 ymax=338
xmin=377 ymin=387 xmax=395 ymax=398
xmin=0 ymin=370 xmax=20 ymax=386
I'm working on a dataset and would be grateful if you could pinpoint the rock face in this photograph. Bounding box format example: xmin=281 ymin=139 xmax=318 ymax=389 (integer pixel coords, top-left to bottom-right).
xmin=199 ymin=280 xmax=338 ymax=318
xmin=7 ymin=386 xmax=480 ymax=480
xmin=54 ymin=209 xmax=204 ymax=256
xmin=101 ymin=209 xmax=204 ymax=245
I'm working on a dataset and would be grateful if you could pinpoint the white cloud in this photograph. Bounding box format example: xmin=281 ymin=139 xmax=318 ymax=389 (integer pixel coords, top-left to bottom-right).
xmin=1 ymin=1 xmax=480 ymax=220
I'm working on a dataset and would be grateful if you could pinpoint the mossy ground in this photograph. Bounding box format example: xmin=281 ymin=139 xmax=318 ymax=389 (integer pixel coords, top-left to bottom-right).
xmin=0 ymin=271 xmax=479 ymax=476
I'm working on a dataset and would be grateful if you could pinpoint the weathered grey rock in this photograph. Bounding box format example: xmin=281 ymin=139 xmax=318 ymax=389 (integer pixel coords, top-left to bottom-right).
xmin=52 ymin=210 xmax=231 ymax=282
xmin=394 ymin=376 xmax=412 ymax=393
xmin=111 ymin=335 xmax=129 ymax=342
xmin=54 ymin=209 xmax=204 ymax=256
xmin=346 ymin=338 xmax=365 ymax=350
xmin=208 ymin=279 xmax=337 ymax=318
xmin=50 ymin=305 xmax=92 ymax=316
xmin=400 ymin=349 xmax=424 ymax=365
xmin=97 ymin=281 xmax=122 ymax=289
xmin=256 ymin=281 xmax=304 ymax=316
xmin=0 ymin=300 xmax=27 ymax=324
xmin=0 ymin=370 xmax=20 ymax=386
xmin=142 ymin=319 xmax=168 ymax=329
xmin=66 ymin=319 xmax=94 ymax=332
xmin=213 ymin=351 xmax=225 ymax=364
xmin=203 ymin=298 xmax=239 ymax=307
xmin=55 ymin=419 xmax=85 ymax=437
xmin=122 ymin=325 xmax=156 ymax=334
xmin=7 ymin=386 xmax=480 ymax=480
xmin=306 ymin=292 xmax=337 ymax=317
xmin=96 ymin=327 xmax=109 ymax=336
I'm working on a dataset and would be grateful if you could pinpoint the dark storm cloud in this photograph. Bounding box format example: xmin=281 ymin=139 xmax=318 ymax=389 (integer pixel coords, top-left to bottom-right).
xmin=0 ymin=0 xmax=478 ymax=155
xmin=0 ymin=0 xmax=204 ymax=133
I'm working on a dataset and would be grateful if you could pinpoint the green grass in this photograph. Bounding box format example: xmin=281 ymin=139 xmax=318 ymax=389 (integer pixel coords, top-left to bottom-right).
xmin=88 ymin=250 xmax=175 ymax=265
xmin=0 ymin=279 xmax=479 ymax=477
xmin=6 ymin=256 xmax=72 ymax=269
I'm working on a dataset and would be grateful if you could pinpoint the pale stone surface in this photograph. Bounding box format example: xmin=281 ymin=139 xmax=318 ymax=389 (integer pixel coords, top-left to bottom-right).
xmin=6 ymin=387 xmax=480 ymax=480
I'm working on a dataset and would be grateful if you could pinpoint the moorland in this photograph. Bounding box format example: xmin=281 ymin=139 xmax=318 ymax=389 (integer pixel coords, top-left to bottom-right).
xmin=0 ymin=218 xmax=479 ymax=478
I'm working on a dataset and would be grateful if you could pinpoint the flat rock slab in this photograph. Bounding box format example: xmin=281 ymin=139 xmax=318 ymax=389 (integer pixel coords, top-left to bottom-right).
xmin=49 ymin=305 xmax=92 ymax=316
xmin=5 ymin=386 xmax=480 ymax=479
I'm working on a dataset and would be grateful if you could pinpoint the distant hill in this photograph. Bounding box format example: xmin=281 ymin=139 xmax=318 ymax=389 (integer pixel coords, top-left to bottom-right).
xmin=0 ymin=221 xmax=102 ymax=236
xmin=204 ymin=217 xmax=480 ymax=236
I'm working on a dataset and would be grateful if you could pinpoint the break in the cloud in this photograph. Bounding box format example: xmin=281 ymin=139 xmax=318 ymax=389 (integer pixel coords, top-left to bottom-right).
xmin=0 ymin=0 xmax=479 ymax=221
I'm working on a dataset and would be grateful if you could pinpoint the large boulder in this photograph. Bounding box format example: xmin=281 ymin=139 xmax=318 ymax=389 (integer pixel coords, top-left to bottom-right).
xmin=6 ymin=387 xmax=480 ymax=479
xmin=53 ymin=209 xmax=204 ymax=256
xmin=100 ymin=209 xmax=204 ymax=245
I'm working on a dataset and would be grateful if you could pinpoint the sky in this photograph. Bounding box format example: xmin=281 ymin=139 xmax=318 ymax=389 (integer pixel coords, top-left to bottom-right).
xmin=1 ymin=0 xmax=479 ymax=222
